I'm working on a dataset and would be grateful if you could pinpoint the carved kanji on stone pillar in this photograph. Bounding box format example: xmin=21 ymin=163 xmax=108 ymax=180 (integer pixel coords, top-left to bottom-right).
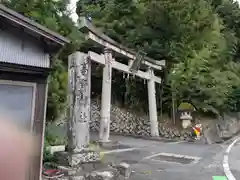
xmin=67 ymin=52 xmax=101 ymax=168
xmin=68 ymin=52 xmax=90 ymax=158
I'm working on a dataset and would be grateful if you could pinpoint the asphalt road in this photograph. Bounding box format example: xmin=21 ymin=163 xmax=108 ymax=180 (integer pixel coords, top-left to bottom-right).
xmin=50 ymin=125 xmax=240 ymax=180
xmin=227 ymin=138 xmax=240 ymax=179
xmin=99 ymin=134 xmax=240 ymax=180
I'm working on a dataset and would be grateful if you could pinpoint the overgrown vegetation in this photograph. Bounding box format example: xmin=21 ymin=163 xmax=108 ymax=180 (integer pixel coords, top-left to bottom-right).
xmin=45 ymin=124 xmax=67 ymax=146
xmin=78 ymin=0 xmax=240 ymax=116
xmin=43 ymin=124 xmax=67 ymax=163
xmin=2 ymin=0 xmax=240 ymax=119
xmin=43 ymin=140 xmax=55 ymax=163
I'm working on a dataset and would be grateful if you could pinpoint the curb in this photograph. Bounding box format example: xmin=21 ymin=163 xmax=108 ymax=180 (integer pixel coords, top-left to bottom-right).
xmin=91 ymin=130 xmax=194 ymax=143
xmin=92 ymin=130 xmax=240 ymax=145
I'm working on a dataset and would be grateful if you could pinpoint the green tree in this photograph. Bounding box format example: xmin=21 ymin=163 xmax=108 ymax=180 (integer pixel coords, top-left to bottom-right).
xmin=2 ymin=0 xmax=82 ymax=121
xmin=212 ymin=0 xmax=240 ymax=62
xmin=77 ymin=0 xmax=240 ymax=114
xmin=47 ymin=59 xmax=68 ymax=121
xmin=210 ymin=0 xmax=240 ymax=112
xmin=3 ymin=0 xmax=240 ymax=119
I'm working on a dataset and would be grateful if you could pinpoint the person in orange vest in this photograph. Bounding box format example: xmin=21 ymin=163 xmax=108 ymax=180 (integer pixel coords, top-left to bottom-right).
xmin=192 ymin=124 xmax=202 ymax=140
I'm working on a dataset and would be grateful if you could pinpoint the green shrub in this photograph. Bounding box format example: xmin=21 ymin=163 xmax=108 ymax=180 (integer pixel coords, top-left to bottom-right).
xmin=43 ymin=124 xmax=66 ymax=163
xmin=45 ymin=124 xmax=67 ymax=146
xmin=178 ymin=102 xmax=196 ymax=111
xmin=43 ymin=139 xmax=55 ymax=163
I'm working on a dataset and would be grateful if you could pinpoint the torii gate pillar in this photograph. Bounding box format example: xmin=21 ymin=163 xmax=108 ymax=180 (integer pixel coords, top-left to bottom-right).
xmin=99 ymin=48 xmax=113 ymax=142
xmin=147 ymin=68 xmax=159 ymax=136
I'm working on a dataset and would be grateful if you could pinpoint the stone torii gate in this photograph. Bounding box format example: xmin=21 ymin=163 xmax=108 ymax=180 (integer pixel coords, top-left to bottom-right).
xmin=68 ymin=18 xmax=165 ymax=152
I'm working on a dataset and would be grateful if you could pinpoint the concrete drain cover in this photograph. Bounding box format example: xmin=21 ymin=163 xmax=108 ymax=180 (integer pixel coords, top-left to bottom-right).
xmin=147 ymin=153 xmax=201 ymax=165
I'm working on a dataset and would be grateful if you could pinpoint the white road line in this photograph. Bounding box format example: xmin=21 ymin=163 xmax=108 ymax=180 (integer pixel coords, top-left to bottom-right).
xmin=102 ymin=148 xmax=137 ymax=154
xmin=167 ymin=141 xmax=185 ymax=144
xmin=223 ymin=137 xmax=240 ymax=180
xmin=143 ymin=152 xmax=164 ymax=160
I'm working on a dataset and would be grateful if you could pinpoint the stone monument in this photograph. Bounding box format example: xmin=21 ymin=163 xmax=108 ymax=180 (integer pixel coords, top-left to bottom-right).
xmin=67 ymin=52 xmax=100 ymax=167
xmin=178 ymin=102 xmax=196 ymax=129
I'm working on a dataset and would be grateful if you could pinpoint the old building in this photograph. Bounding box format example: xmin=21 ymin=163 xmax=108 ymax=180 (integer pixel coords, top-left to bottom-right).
xmin=0 ymin=4 xmax=69 ymax=180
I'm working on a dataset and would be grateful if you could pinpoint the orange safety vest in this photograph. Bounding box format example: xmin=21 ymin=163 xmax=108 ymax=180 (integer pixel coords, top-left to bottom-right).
xmin=193 ymin=126 xmax=201 ymax=136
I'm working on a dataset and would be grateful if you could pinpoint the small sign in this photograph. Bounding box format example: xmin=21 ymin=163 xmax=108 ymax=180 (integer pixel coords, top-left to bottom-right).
xmin=212 ymin=176 xmax=228 ymax=180
xmin=129 ymin=50 xmax=146 ymax=73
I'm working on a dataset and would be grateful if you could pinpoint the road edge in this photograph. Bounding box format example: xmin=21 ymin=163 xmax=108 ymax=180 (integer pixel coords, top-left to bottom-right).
xmin=223 ymin=136 xmax=240 ymax=180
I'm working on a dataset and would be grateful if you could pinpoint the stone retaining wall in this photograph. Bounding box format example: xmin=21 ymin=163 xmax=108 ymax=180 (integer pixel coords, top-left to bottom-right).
xmin=203 ymin=113 xmax=240 ymax=144
xmin=54 ymin=100 xmax=240 ymax=143
xmin=90 ymin=100 xmax=192 ymax=140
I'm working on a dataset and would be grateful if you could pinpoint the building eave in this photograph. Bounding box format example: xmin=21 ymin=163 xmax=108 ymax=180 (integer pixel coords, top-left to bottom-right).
xmin=0 ymin=4 xmax=70 ymax=47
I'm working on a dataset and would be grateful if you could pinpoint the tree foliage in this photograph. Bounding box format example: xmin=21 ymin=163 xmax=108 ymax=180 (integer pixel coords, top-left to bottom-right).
xmin=78 ymin=0 xmax=240 ymax=114
xmin=2 ymin=0 xmax=82 ymax=121
xmin=2 ymin=0 xmax=240 ymax=119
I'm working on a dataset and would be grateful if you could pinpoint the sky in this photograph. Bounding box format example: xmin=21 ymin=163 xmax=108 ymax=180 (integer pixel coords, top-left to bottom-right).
xmin=67 ymin=0 xmax=78 ymax=24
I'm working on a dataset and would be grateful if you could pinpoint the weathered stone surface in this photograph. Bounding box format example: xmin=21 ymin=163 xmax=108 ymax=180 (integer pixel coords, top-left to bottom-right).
xmin=70 ymin=151 xmax=101 ymax=167
xmin=85 ymin=168 xmax=120 ymax=180
xmin=68 ymin=52 xmax=91 ymax=156
xmin=55 ymin=150 xmax=101 ymax=168
xmin=47 ymin=145 xmax=66 ymax=154
xmin=58 ymin=165 xmax=83 ymax=176
xmin=56 ymin=98 xmax=195 ymax=142
xmin=218 ymin=113 xmax=240 ymax=139
xmin=202 ymin=113 xmax=240 ymax=144
xmin=81 ymin=161 xmax=104 ymax=172
xmin=70 ymin=176 xmax=85 ymax=180
xmin=57 ymin=161 xmax=111 ymax=176
xmin=90 ymin=99 xmax=193 ymax=141
xmin=113 ymin=163 xmax=131 ymax=178
xmin=53 ymin=162 xmax=131 ymax=180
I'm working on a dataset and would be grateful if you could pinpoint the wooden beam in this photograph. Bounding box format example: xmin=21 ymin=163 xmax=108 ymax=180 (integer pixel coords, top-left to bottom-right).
xmin=113 ymin=60 xmax=150 ymax=80
xmin=87 ymin=32 xmax=164 ymax=70
xmin=88 ymin=51 xmax=105 ymax=65
xmin=153 ymin=76 xmax=162 ymax=84
xmin=88 ymin=51 xmax=162 ymax=84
